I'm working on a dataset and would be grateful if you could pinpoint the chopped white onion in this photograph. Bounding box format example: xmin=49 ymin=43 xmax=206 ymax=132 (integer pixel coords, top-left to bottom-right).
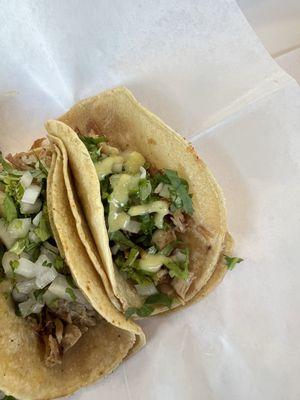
xmin=40 ymin=243 xmax=58 ymax=262
xmin=43 ymin=241 xmax=59 ymax=254
xmin=31 ymin=302 xmax=44 ymax=314
xmin=135 ymin=283 xmax=158 ymax=297
xmin=140 ymin=166 xmax=147 ymax=179
xmin=2 ymin=251 xmax=19 ymax=278
xmin=21 ymin=184 xmax=41 ymax=205
xmin=35 ymin=254 xmax=52 ymax=268
xmin=28 ymin=230 xmax=40 ymax=243
xmin=171 ymin=250 xmax=186 ymax=263
xmin=18 ymin=298 xmax=35 ymax=317
xmin=139 ymin=254 xmax=168 ymax=273
xmin=18 ymin=295 xmax=44 ymax=317
xmin=0 ymin=219 xmax=16 ymax=249
xmin=19 ymin=171 xmax=33 ymax=188
xmin=16 ymin=279 xmax=37 ymax=294
xmin=15 ymin=257 xmax=37 ymax=278
xmin=159 ymin=184 xmax=170 ymax=199
xmin=32 ymin=254 xmax=57 ymax=288
xmin=40 ymin=247 xmax=56 ymax=262
xmin=73 ymin=288 xmax=91 ymax=306
xmin=48 ymin=275 xmax=72 ymax=301
xmin=20 ymin=198 xmax=42 ymax=215
xmin=111 ymin=244 xmax=120 ymax=255
xmin=20 ymin=252 xmax=31 ymax=260
xmin=32 ymin=211 xmax=43 ymax=227
xmin=19 ymin=299 xmax=34 ymax=318
xmin=36 ymin=266 xmax=58 ymax=289
xmin=124 ymin=219 xmax=141 ymax=234
xmin=154 ymin=182 xmax=163 ymax=194
xmin=112 ymin=162 xmax=123 ymax=173
xmin=43 ymin=289 xmax=58 ymax=306
xmin=12 ymin=288 xmax=28 ymax=303
xmin=8 ymin=218 xmax=31 ymax=239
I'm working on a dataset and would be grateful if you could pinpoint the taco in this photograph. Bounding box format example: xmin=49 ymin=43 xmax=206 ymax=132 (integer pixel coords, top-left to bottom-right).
xmin=45 ymin=87 xmax=232 ymax=318
xmin=0 ymin=140 xmax=144 ymax=399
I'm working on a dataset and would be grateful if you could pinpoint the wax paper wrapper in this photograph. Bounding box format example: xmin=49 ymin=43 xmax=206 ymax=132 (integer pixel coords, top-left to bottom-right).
xmin=0 ymin=1 xmax=299 ymax=399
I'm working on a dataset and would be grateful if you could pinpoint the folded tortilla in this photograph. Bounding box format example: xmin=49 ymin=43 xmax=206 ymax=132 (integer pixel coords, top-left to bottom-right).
xmin=45 ymin=87 xmax=231 ymax=315
xmin=0 ymin=143 xmax=145 ymax=399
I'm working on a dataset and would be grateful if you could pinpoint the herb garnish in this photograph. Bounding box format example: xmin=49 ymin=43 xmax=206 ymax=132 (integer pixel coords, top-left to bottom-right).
xmin=224 ymin=255 xmax=243 ymax=270
xmin=125 ymin=292 xmax=173 ymax=319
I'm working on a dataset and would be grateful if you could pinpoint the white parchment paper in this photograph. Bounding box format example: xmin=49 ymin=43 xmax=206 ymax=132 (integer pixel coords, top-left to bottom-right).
xmin=0 ymin=1 xmax=299 ymax=399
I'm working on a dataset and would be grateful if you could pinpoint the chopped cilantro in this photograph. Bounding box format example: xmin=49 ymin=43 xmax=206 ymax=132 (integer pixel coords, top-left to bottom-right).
xmin=152 ymin=169 xmax=193 ymax=214
xmin=139 ymin=214 xmax=156 ymax=236
xmin=79 ymin=135 xmax=107 ymax=162
xmin=34 ymin=288 xmax=46 ymax=300
xmin=34 ymin=214 xmax=51 ymax=242
xmin=138 ymin=179 xmax=152 ymax=202
xmin=2 ymin=172 xmax=25 ymax=205
xmin=166 ymin=261 xmax=187 ymax=279
xmin=3 ymin=195 xmax=17 ymax=222
xmin=123 ymin=248 xmax=140 ymax=268
xmin=125 ymin=304 xmax=154 ymax=319
xmin=32 ymin=150 xmax=48 ymax=178
xmin=10 ymin=238 xmax=26 ymax=255
xmin=25 ymin=241 xmax=41 ymax=262
xmin=115 ymin=254 xmax=153 ymax=286
xmin=66 ymin=275 xmax=76 ymax=288
xmin=101 ymin=175 xmax=111 ymax=200
xmin=159 ymin=241 xmax=179 ymax=256
xmin=144 ymin=292 xmax=173 ymax=308
xmin=134 ymin=233 xmax=153 ymax=248
xmin=166 ymin=249 xmax=189 ymax=280
xmin=66 ymin=287 xmax=76 ymax=301
xmin=164 ymin=170 xmax=193 ymax=214
xmin=225 ymin=255 xmax=243 ymax=270
xmin=109 ymin=230 xmax=137 ymax=249
xmin=128 ymin=270 xmax=153 ymax=286
xmin=54 ymin=255 xmax=65 ymax=272
xmin=42 ymin=260 xmax=52 ymax=268
xmin=125 ymin=292 xmax=173 ymax=318
xmin=9 ymin=259 xmax=19 ymax=271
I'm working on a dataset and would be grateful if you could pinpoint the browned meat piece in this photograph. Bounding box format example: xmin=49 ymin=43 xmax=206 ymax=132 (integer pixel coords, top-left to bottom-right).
xmin=6 ymin=143 xmax=52 ymax=170
xmin=62 ymin=324 xmax=82 ymax=353
xmin=170 ymin=210 xmax=187 ymax=233
xmin=54 ymin=318 xmax=64 ymax=344
xmin=171 ymin=272 xmax=196 ymax=299
xmin=153 ymin=269 xmax=170 ymax=286
xmin=44 ymin=334 xmax=62 ymax=367
xmin=52 ymin=300 xmax=99 ymax=329
xmin=152 ymin=229 xmax=176 ymax=250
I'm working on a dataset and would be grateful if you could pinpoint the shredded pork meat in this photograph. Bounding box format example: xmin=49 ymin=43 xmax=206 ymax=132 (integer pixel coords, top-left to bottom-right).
xmin=44 ymin=334 xmax=62 ymax=367
xmin=171 ymin=272 xmax=196 ymax=299
xmin=170 ymin=210 xmax=187 ymax=233
xmin=6 ymin=139 xmax=52 ymax=170
xmin=53 ymin=300 xmax=99 ymax=330
xmin=152 ymin=229 xmax=176 ymax=250
xmin=62 ymin=324 xmax=82 ymax=353
xmin=27 ymin=301 xmax=100 ymax=367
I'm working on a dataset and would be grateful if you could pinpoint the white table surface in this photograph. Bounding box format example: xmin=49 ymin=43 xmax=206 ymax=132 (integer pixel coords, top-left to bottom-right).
xmin=238 ymin=0 xmax=300 ymax=57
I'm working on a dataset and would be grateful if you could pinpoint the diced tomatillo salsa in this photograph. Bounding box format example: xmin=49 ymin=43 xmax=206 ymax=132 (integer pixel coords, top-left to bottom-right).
xmin=0 ymin=144 xmax=99 ymax=367
xmin=80 ymin=134 xmax=195 ymax=317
